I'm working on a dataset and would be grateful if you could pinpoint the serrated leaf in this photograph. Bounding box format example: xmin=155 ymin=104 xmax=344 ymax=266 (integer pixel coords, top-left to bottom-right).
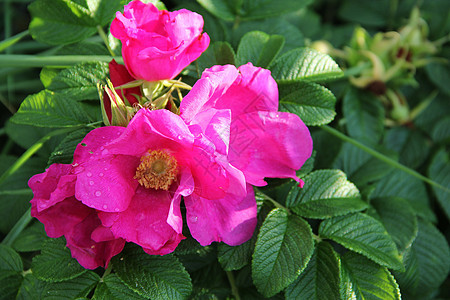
xmin=428 ymin=148 xmax=450 ymax=220
xmin=252 ymin=208 xmax=314 ymax=297
xmin=196 ymin=0 xmax=236 ymax=21
xmin=0 ymin=245 xmax=23 ymax=272
xmin=431 ymin=116 xmax=450 ymax=143
xmin=384 ymin=127 xmax=430 ymax=169
xmin=287 ymin=170 xmax=367 ymax=219
xmin=241 ymin=0 xmax=314 ymax=20
xmin=48 ymin=62 xmax=109 ymax=101
xmin=93 ymin=274 xmax=145 ymax=300
xmin=340 ymin=251 xmax=401 ymax=300
xmin=333 ymin=142 xmax=395 ymax=187
xmin=319 ymin=213 xmax=404 ymax=271
xmin=218 ymin=238 xmax=254 ymax=271
xmin=41 ymin=271 xmax=100 ymax=299
xmin=370 ymin=197 xmax=418 ymax=253
xmin=343 ymin=87 xmax=385 ymax=144
xmin=196 ymin=41 xmax=236 ymax=76
xmin=236 ymin=31 xmax=284 ymax=68
xmin=10 ymin=90 xmax=91 ymax=127
xmin=393 ymin=220 xmax=450 ymax=296
xmin=0 ymin=270 xmax=23 ymax=300
xmin=371 ymin=170 xmax=436 ymax=222
xmin=270 ymin=48 xmax=343 ymax=83
xmin=426 ymin=61 xmax=450 ymax=96
xmin=29 ymin=0 xmax=122 ymax=45
xmin=48 ymin=127 xmax=92 ymax=165
xmin=113 ymin=245 xmax=192 ymax=300
xmin=32 ymin=237 xmax=87 ymax=282
xmin=285 ymin=242 xmax=340 ymax=300
xmin=278 ymin=81 xmax=336 ymax=126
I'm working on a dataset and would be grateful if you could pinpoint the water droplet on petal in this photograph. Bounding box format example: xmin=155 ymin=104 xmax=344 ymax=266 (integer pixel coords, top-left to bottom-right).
xmin=99 ymin=173 xmax=104 ymax=177
xmin=177 ymin=135 xmax=183 ymax=140
xmin=104 ymin=167 xmax=108 ymax=171
xmin=95 ymin=191 xmax=102 ymax=197
xmin=190 ymin=216 xmax=198 ymax=223
xmin=89 ymin=181 xmax=94 ymax=186
xmin=100 ymin=146 xmax=104 ymax=150
xmin=87 ymin=172 xmax=92 ymax=177
xmin=114 ymin=208 xmax=119 ymax=212
xmin=102 ymin=204 xmax=107 ymax=209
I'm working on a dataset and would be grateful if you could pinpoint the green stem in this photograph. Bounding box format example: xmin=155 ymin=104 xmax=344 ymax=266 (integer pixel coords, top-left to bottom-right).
xmin=321 ymin=125 xmax=450 ymax=193
xmin=0 ymin=127 xmax=79 ymax=186
xmin=0 ymin=30 xmax=29 ymax=53
xmin=101 ymin=263 xmax=113 ymax=281
xmin=1 ymin=208 xmax=32 ymax=246
xmin=97 ymin=25 xmax=115 ymax=57
xmin=226 ymin=271 xmax=241 ymax=300
xmin=0 ymin=54 xmax=122 ymax=68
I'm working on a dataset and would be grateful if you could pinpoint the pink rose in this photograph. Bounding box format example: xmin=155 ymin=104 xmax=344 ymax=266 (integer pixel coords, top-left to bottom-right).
xmin=180 ymin=63 xmax=313 ymax=188
xmin=29 ymin=164 xmax=125 ymax=270
xmin=111 ymin=0 xmax=210 ymax=81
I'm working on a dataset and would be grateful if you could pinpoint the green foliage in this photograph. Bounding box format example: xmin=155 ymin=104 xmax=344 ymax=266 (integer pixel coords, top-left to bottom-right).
xmin=287 ymin=170 xmax=367 ymax=218
xmin=252 ymin=208 xmax=314 ymax=297
xmin=113 ymin=245 xmax=192 ymax=300
xmin=196 ymin=41 xmax=236 ymax=75
xmin=270 ymin=48 xmax=344 ymax=83
xmin=428 ymin=148 xmax=450 ymax=220
xmin=319 ymin=213 xmax=404 ymax=271
xmin=236 ymin=31 xmax=284 ymax=68
xmin=32 ymin=237 xmax=87 ymax=282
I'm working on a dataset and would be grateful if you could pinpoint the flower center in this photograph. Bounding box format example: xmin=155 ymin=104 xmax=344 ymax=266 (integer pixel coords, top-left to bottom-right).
xmin=134 ymin=150 xmax=178 ymax=190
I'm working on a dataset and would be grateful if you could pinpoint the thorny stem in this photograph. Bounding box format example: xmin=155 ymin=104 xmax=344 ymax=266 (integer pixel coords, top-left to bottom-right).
xmin=226 ymin=271 xmax=241 ymax=300
xmin=321 ymin=125 xmax=450 ymax=193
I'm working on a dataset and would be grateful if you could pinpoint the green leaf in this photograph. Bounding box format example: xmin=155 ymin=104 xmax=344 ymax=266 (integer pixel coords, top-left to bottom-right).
xmin=426 ymin=61 xmax=450 ymax=96
xmin=333 ymin=142 xmax=395 ymax=187
xmin=10 ymin=90 xmax=91 ymax=128
xmin=343 ymin=87 xmax=385 ymax=144
xmin=196 ymin=0 xmax=236 ymax=21
xmin=93 ymin=274 xmax=146 ymax=300
xmin=371 ymin=170 xmax=436 ymax=222
xmin=218 ymin=238 xmax=254 ymax=271
xmin=0 ymin=245 xmax=23 ymax=272
xmin=338 ymin=0 xmax=389 ymax=27
xmin=232 ymin=18 xmax=304 ymax=54
xmin=252 ymin=208 xmax=314 ymax=297
xmin=319 ymin=213 xmax=404 ymax=271
xmin=236 ymin=31 xmax=284 ymax=68
xmin=278 ymin=81 xmax=336 ymax=126
xmin=48 ymin=127 xmax=92 ymax=165
xmin=431 ymin=116 xmax=450 ymax=143
xmin=340 ymin=252 xmax=401 ymax=300
xmin=32 ymin=237 xmax=87 ymax=282
xmin=13 ymin=222 xmax=47 ymax=253
xmin=370 ymin=197 xmax=418 ymax=254
xmin=113 ymin=245 xmax=192 ymax=300
xmin=0 ymin=270 xmax=23 ymax=300
xmin=48 ymin=62 xmax=109 ymax=101
xmin=240 ymin=0 xmax=314 ymax=20
xmin=41 ymin=271 xmax=100 ymax=299
xmin=196 ymin=41 xmax=236 ymax=76
xmin=270 ymin=48 xmax=343 ymax=83
xmin=393 ymin=220 xmax=450 ymax=296
xmin=287 ymin=170 xmax=367 ymax=219
xmin=384 ymin=127 xmax=430 ymax=169
xmin=285 ymin=242 xmax=340 ymax=300
xmin=16 ymin=274 xmax=45 ymax=300
xmin=29 ymin=0 xmax=122 ymax=45
xmin=428 ymin=148 xmax=450 ymax=220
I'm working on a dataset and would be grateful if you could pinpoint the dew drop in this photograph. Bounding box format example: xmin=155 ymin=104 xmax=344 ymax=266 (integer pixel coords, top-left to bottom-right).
xmin=102 ymin=149 xmax=109 ymax=155
xmin=190 ymin=216 xmax=198 ymax=223
xmin=100 ymin=146 xmax=104 ymax=150
xmin=177 ymin=135 xmax=183 ymax=140
xmin=104 ymin=167 xmax=108 ymax=171
xmin=87 ymin=172 xmax=92 ymax=177
xmin=95 ymin=191 xmax=102 ymax=197
xmin=102 ymin=204 xmax=108 ymax=209
xmin=99 ymin=172 xmax=104 ymax=177
xmin=72 ymin=163 xmax=79 ymax=167
xmin=114 ymin=208 xmax=120 ymax=212
xmin=89 ymin=181 xmax=94 ymax=186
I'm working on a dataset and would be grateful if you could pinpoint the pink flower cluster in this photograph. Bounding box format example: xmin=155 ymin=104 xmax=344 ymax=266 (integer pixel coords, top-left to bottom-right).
xmin=29 ymin=0 xmax=313 ymax=269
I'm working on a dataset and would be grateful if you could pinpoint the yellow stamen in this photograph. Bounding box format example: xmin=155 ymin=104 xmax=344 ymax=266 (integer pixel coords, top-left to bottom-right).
xmin=134 ymin=150 xmax=178 ymax=190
